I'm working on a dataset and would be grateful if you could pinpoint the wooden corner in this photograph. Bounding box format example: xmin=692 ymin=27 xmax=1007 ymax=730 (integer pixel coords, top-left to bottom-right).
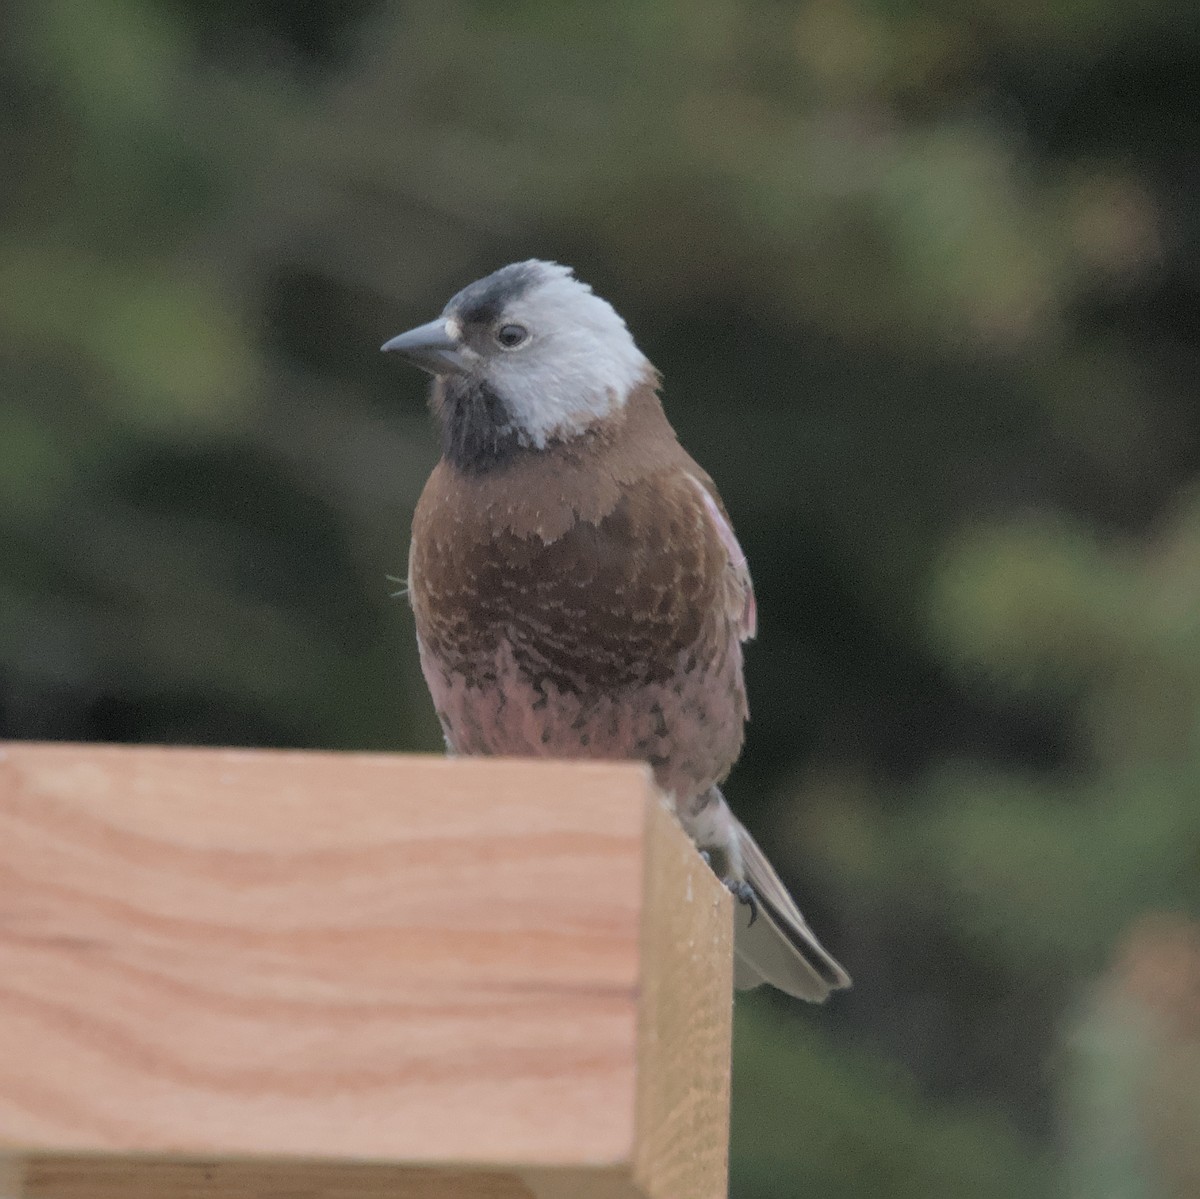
xmin=0 ymin=743 xmax=732 ymax=1199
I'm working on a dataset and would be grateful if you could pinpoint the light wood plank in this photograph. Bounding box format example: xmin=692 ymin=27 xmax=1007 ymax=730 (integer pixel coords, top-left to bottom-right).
xmin=0 ymin=744 xmax=731 ymax=1198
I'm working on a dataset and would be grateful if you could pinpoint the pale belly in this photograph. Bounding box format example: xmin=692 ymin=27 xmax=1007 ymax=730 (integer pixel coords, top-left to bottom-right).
xmin=418 ymin=639 xmax=747 ymax=803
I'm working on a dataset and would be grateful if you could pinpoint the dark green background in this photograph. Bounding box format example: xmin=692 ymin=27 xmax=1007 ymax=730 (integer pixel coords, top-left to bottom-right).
xmin=4 ymin=2 xmax=1199 ymax=1194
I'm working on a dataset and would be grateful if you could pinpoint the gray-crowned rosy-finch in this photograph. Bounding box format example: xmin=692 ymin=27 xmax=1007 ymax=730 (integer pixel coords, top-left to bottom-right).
xmin=383 ymin=260 xmax=850 ymax=1001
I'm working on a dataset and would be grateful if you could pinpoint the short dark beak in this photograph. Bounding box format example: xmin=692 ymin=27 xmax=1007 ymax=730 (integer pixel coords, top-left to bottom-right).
xmin=381 ymin=318 xmax=471 ymax=375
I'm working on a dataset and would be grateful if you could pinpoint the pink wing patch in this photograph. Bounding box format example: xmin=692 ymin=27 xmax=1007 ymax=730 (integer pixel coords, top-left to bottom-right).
xmin=687 ymin=475 xmax=757 ymax=641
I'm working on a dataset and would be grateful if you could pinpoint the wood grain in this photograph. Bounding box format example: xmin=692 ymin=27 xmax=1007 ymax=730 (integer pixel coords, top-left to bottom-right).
xmin=0 ymin=743 xmax=731 ymax=1199
xmin=634 ymin=800 xmax=733 ymax=1199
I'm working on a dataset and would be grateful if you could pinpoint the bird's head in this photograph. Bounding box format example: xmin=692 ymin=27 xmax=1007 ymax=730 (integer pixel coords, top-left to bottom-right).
xmin=382 ymin=261 xmax=651 ymax=471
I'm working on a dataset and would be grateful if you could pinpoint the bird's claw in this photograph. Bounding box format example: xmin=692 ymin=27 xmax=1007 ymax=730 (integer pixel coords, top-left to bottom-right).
xmin=723 ymin=877 xmax=759 ymax=926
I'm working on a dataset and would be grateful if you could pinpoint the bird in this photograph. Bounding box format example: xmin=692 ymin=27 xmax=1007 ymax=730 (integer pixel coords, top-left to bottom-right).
xmin=382 ymin=260 xmax=850 ymax=1002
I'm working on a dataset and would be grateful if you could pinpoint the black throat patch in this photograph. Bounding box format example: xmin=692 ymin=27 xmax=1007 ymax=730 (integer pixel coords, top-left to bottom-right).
xmin=435 ymin=376 xmax=524 ymax=474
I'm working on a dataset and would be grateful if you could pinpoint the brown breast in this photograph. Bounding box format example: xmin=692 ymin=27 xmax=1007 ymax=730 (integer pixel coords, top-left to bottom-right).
xmin=409 ymin=383 xmax=739 ymax=697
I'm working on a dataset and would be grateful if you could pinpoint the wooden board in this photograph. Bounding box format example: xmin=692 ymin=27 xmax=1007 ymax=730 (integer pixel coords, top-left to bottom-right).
xmin=0 ymin=744 xmax=732 ymax=1199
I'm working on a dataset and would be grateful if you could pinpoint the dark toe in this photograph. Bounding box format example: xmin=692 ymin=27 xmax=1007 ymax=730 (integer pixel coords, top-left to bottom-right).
xmin=723 ymin=877 xmax=759 ymax=926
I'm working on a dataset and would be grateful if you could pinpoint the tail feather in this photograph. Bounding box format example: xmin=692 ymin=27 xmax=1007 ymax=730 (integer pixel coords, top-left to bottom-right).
xmin=733 ymin=821 xmax=851 ymax=1002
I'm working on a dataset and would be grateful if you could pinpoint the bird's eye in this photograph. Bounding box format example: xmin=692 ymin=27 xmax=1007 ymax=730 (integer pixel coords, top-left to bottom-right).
xmin=496 ymin=324 xmax=528 ymax=349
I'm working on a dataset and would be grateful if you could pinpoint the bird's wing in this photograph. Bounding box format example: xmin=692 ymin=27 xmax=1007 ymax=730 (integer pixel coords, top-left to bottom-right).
xmin=685 ymin=474 xmax=757 ymax=641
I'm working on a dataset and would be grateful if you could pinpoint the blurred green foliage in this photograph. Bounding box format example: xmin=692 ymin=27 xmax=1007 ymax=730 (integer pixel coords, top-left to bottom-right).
xmin=3 ymin=1 xmax=1199 ymax=1194
xmin=733 ymin=994 xmax=1054 ymax=1198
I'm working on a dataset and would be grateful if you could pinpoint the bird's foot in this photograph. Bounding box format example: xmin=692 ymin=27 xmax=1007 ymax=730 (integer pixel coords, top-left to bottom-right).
xmin=723 ymin=877 xmax=759 ymax=926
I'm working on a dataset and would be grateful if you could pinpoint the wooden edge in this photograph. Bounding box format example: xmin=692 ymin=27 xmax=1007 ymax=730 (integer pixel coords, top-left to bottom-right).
xmin=3 ymin=1157 xmax=644 ymax=1199
xmin=0 ymin=1154 xmax=25 ymax=1199
xmin=633 ymin=799 xmax=734 ymax=1199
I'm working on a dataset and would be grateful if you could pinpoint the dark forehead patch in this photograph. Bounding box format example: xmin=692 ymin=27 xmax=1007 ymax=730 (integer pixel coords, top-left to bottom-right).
xmin=446 ymin=261 xmax=546 ymax=327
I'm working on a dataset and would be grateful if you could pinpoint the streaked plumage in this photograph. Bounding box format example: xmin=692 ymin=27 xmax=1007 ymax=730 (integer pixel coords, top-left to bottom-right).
xmin=384 ymin=260 xmax=850 ymax=1001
